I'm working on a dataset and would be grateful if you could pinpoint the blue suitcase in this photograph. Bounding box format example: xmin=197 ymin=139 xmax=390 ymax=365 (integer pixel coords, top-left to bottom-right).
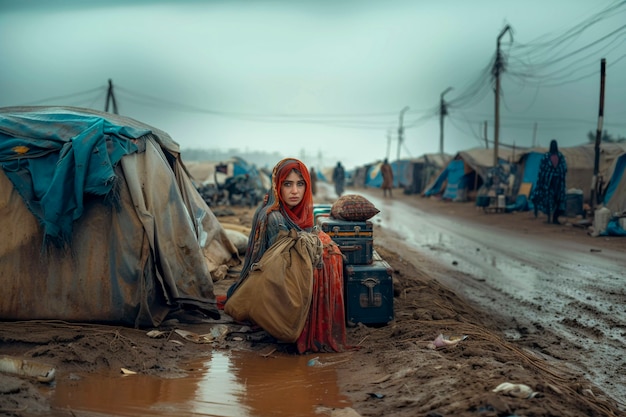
xmin=313 ymin=204 xmax=332 ymax=225
xmin=317 ymin=217 xmax=373 ymax=265
xmin=343 ymin=251 xmax=394 ymax=326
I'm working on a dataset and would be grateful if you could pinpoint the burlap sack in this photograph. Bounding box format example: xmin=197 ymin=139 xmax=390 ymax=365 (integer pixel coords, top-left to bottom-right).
xmin=224 ymin=229 xmax=322 ymax=342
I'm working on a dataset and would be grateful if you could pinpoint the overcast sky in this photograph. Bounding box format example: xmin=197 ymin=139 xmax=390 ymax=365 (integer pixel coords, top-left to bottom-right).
xmin=1 ymin=0 xmax=625 ymax=169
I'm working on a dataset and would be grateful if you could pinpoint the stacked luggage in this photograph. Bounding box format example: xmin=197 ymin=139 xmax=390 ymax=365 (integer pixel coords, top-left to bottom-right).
xmin=315 ymin=203 xmax=394 ymax=326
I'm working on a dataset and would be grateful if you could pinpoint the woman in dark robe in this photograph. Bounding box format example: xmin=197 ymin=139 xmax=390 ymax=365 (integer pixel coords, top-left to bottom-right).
xmin=530 ymin=139 xmax=568 ymax=224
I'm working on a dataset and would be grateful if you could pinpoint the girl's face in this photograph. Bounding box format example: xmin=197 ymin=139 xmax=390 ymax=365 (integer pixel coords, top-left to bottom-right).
xmin=281 ymin=170 xmax=306 ymax=209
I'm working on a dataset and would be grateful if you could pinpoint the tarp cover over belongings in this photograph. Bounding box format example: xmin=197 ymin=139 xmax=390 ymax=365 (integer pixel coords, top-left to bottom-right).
xmin=0 ymin=106 xmax=240 ymax=327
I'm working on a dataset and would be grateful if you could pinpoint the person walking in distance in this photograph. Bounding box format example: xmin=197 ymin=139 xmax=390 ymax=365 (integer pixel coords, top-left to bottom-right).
xmin=381 ymin=158 xmax=394 ymax=198
xmin=332 ymin=161 xmax=345 ymax=197
xmin=530 ymin=139 xmax=568 ymax=225
xmin=309 ymin=167 xmax=318 ymax=196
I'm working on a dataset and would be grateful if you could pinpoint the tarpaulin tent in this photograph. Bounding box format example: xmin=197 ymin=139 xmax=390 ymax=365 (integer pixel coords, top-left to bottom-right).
xmin=602 ymin=152 xmax=626 ymax=214
xmin=364 ymin=159 xmax=412 ymax=189
xmin=514 ymin=143 xmax=626 ymax=206
xmin=403 ymin=154 xmax=452 ymax=195
xmin=423 ymin=147 xmax=517 ymax=200
xmin=0 ymin=106 xmax=240 ymax=327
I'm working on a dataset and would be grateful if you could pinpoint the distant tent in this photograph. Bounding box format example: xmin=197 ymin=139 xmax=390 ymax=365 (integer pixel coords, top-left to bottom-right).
xmin=365 ymin=162 xmax=383 ymax=188
xmin=602 ymin=152 xmax=626 ymax=214
xmin=362 ymin=159 xmax=411 ymax=189
xmin=404 ymin=154 xmax=452 ymax=195
xmin=514 ymin=143 xmax=626 ymax=207
xmin=0 ymin=106 xmax=240 ymax=327
xmin=352 ymin=164 xmax=372 ymax=188
xmin=313 ymin=167 xmax=328 ymax=182
xmin=423 ymin=147 xmax=517 ymax=201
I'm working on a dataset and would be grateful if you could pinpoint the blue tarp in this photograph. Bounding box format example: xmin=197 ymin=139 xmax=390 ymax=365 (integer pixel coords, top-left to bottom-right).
xmin=442 ymin=160 xmax=466 ymax=200
xmin=365 ymin=163 xmax=383 ymax=188
xmin=519 ymin=152 xmax=543 ymax=211
xmin=364 ymin=160 xmax=410 ymax=189
xmin=424 ymin=164 xmax=450 ymax=196
xmin=0 ymin=110 xmax=149 ymax=246
xmin=603 ymin=153 xmax=626 ymax=205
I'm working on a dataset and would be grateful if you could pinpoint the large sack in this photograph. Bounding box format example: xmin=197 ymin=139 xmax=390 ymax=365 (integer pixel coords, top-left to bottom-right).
xmin=225 ymin=229 xmax=322 ymax=343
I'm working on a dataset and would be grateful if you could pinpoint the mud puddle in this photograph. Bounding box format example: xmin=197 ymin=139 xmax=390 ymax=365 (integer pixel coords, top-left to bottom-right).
xmin=49 ymin=350 xmax=351 ymax=416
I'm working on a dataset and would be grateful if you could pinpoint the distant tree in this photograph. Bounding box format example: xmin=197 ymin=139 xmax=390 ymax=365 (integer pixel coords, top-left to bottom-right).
xmin=586 ymin=130 xmax=626 ymax=143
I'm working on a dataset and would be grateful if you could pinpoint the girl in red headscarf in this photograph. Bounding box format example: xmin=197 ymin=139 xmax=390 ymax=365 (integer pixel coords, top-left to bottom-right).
xmin=227 ymin=158 xmax=349 ymax=353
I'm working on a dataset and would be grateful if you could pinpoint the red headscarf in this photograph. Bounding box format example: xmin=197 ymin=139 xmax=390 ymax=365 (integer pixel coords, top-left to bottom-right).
xmin=227 ymin=157 xmax=314 ymax=298
xmin=267 ymin=158 xmax=314 ymax=229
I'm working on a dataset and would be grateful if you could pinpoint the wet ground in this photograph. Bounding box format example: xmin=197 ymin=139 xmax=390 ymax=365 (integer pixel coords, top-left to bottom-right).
xmin=2 ymin=183 xmax=625 ymax=417
xmin=361 ymin=189 xmax=626 ymax=405
xmin=49 ymin=350 xmax=350 ymax=417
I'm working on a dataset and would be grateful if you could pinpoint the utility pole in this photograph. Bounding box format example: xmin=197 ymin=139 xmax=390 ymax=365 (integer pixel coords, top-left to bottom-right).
xmin=105 ymin=79 xmax=118 ymax=114
xmin=493 ymin=25 xmax=511 ymax=167
xmin=590 ymin=58 xmax=606 ymax=210
xmin=439 ymin=87 xmax=453 ymax=156
xmin=397 ymin=106 xmax=409 ymax=161
xmin=532 ymin=122 xmax=538 ymax=148
xmin=483 ymin=121 xmax=489 ymax=149
xmin=386 ymin=129 xmax=392 ymax=161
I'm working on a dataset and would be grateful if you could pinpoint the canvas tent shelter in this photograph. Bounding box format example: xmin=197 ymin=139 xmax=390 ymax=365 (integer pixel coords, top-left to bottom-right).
xmin=423 ymin=147 xmax=518 ymax=201
xmin=514 ymin=143 xmax=626 ymax=207
xmin=403 ymin=154 xmax=452 ymax=195
xmin=0 ymin=106 xmax=240 ymax=327
xmin=601 ymin=151 xmax=626 ymax=214
xmin=364 ymin=159 xmax=411 ymax=189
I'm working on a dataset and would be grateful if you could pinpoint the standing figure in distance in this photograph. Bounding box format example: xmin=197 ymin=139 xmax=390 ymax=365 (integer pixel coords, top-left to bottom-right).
xmin=332 ymin=161 xmax=345 ymax=197
xmin=227 ymin=158 xmax=349 ymax=353
xmin=530 ymin=139 xmax=568 ymax=224
xmin=381 ymin=158 xmax=394 ymax=198
xmin=309 ymin=167 xmax=318 ymax=197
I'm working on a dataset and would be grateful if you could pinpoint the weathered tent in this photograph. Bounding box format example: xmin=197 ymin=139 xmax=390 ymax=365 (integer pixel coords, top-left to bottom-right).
xmin=403 ymin=154 xmax=452 ymax=195
xmin=364 ymin=159 xmax=412 ymax=189
xmin=364 ymin=161 xmax=384 ymax=188
xmin=186 ymin=157 xmax=271 ymax=191
xmin=601 ymin=151 xmax=626 ymax=214
xmin=0 ymin=106 xmax=240 ymax=327
xmin=514 ymin=143 xmax=626 ymax=204
xmin=423 ymin=147 xmax=517 ymax=201
xmin=351 ymin=165 xmax=371 ymax=188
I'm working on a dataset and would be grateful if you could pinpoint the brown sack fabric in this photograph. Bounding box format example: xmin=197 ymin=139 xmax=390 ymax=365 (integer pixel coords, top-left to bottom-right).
xmin=224 ymin=229 xmax=323 ymax=343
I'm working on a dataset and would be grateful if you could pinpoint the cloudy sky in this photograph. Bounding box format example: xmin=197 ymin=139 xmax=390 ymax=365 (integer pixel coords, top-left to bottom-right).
xmin=1 ymin=0 xmax=625 ymax=169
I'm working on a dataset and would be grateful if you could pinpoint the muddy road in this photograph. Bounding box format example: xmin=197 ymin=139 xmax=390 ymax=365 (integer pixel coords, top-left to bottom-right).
xmin=353 ymin=188 xmax=626 ymax=406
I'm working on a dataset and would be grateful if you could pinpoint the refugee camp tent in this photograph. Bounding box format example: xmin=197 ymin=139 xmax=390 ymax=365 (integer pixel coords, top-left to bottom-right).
xmin=364 ymin=161 xmax=384 ymax=188
xmin=310 ymin=166 xmax=328 ymax=182
xmin=423 ymin=147 xmax=517 ymax=201
xmin=403 ymin=153 xmax=452 ymax=195
xmin=0 ymin=106 xmax=240 ymax=327
xmin=351 ymin=164 xmax=370 ymax=188
xmin=364 ymin=159 xmax=412 ymax=189
xmin=601 ymin=151 xmax=626 ymax=214
xmin=514 ymin=143 xmax=626 ymax=207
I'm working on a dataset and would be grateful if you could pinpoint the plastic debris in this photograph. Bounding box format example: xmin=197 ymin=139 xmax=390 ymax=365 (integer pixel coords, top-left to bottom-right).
xmin=146 ymin=330 xmax=168 ymax=338
xmin=120 ymin=368 xmax=137 ymax=375
xmin=0 ymin=355 xmax=56 ymax=383
xmin=427 ymin=334 xmax=468 ymax=349
xmin=492 ymin=382 xmax=539 ymax=398
xmin=174 ymin=324 xmax=229 ymax=344
xmin=307 ymin=357 xmax=322 ymax=367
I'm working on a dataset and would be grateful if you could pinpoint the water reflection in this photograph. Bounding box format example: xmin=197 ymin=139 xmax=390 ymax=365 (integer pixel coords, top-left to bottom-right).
xmin=51 ymin=350 xmax=350 ymax=417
